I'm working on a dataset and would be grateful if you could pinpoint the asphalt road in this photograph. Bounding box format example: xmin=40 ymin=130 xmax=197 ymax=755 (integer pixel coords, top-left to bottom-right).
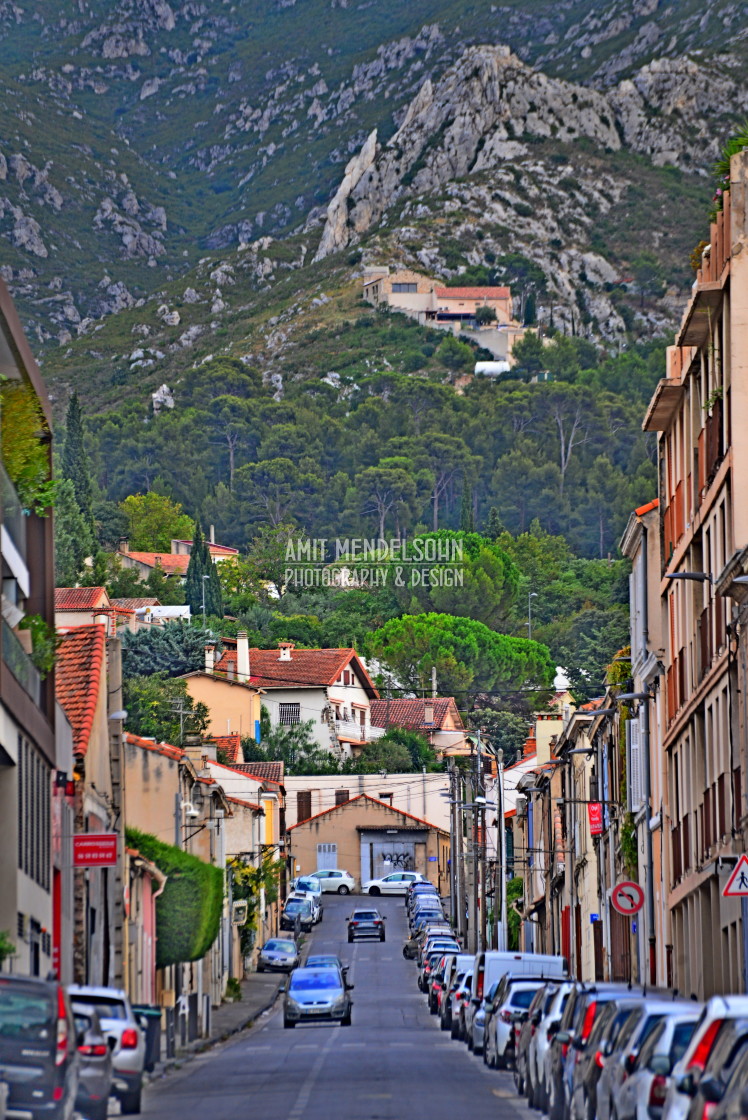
xmin=142 ymin=894 xmax=529 ymax=1120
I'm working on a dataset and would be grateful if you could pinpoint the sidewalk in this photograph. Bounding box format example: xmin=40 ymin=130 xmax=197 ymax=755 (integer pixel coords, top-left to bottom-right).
xmin=145 ymin=972 xmax=282 ymax=1082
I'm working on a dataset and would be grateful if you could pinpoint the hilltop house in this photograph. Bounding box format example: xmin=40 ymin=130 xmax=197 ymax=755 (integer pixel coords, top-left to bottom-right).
xmin=116 ymin=535 xmax=238 ymax=583
xmin=369 ymin=697 xmax=468 ymax=757
xmin=209 ymin=638 xmax=382 ymax=758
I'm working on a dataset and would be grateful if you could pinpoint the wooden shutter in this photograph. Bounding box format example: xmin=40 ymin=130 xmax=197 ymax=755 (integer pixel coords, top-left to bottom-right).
xmin=297 ymin=790 xmax=312 ymax=823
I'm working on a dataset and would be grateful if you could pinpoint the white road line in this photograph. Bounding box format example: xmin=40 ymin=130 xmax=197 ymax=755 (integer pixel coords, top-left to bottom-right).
xmin=287 ymin=1030 xmax=337 ymax=1120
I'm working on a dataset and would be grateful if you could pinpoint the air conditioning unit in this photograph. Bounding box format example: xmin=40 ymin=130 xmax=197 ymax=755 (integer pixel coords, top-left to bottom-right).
xmin=181 ymin=801 xmax=200 ymax=819
xmin=232 ymin=900 xmax=248 ymax=925
xmin=516 ymin=796 xmax=528 ymax=818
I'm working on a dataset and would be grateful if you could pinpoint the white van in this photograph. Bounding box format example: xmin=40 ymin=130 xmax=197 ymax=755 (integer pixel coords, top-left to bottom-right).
xmin=470 ymin=951 xmax=568 ymax=1003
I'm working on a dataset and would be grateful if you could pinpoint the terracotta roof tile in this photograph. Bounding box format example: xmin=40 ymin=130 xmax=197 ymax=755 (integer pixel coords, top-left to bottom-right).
xmin=369 ymin=697 xmax=463 ymax=731
xmin=205 ymin=733 xmax=242 ymax=763
xmin=56 ymin=625 xmax=107 ymax=756
xmin=229 ymin=760 xmax=284 ymax=783
xmin=213 ymin=646 xmax=378 ymax=697
xmin=110 ymin=597 xmax=162 ymax=609
xmin=120 ymin=552 xmax=191 ymax=574
xmin=124 ymin=731 xmax=184 ymax=762
xmin=55 ymin=587 xmax=110 ymax=610
xmin=435 ymin=287 xmax=511 ymax=299
xmin=287 ymin=793 xmax=444 ymax=832
xmin=226 ymin=796 xmax=264 ymax=812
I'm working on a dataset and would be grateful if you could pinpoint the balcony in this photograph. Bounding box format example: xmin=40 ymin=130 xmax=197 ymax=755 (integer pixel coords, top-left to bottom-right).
xmin=1 ymin=463 xmax=30 ymax=597
xmin=2 ymin=617 xmax=41 ymax=705
xmin=334 ymin=718 xmax=386 ymax=743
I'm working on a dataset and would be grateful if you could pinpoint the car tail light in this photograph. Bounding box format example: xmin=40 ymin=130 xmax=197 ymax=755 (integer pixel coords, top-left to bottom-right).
xmin=55 ymin=988 xmax=69 ymax=1066
xmin=562 ymin=1042 xmax=570 ymax=1058
xmin=594 ymin=1050 xmax=605 ymax=1069
xmin=500 ymin=1010 xmax=512 ymax=1023
xmin=53 ymin=1087 xmax=64 ymax=1102
xmin=531 ymin=1024 xmax=536 ymax=1036
xmin=350 ymin=921 xmax=358 ymax=927
xmin=689 ymin=1019 xmax=723 ymax=1071
xmin=79 ymin=1043 xmax=109 ymax=1057
xmin=649 ymin=1075 xmax=667 ymax=1107
xmin=701 ymin=1106 xmax=716 ymax=1120
xmin=121 ymin=1028 xmax=139 ymax=1049
xmin=581 ymin=1001 xmax=597 ymax=1042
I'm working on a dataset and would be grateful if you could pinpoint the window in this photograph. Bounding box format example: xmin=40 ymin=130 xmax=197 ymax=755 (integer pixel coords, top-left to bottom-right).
xmin=378 ymin=792 xmax=393 ymax=805
xmin=279 ymin=703 xmax=300 ymax=726
xmin=335 ymin=790 xmax=350 ymax=805
xmin=18 ymin=735 xmax=50 ymax=891
xmin=392 ymin=283 xmax=417 ymax=293
xmin=297 ymin=791 xmax=312 ymax=823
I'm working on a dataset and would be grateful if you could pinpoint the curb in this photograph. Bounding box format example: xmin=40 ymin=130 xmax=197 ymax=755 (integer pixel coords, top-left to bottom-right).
xmin=144 ymin=981 xmax=282 ymax=1084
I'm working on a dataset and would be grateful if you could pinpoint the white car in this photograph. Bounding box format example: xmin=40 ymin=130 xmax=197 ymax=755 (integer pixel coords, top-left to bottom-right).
xmin=310 ymin=869 xmax=356 ymax=894
xmin=484 ymin=980 xmax=539 ymax=1069
xmin=614 ymin=1011 xmax=700 ymax=1120
xmin=288 ymin=886 xmax=323 ymax=924
xmin=661 ymin=996 xmax=748 ymax=1120
xmin=527 ymin=981 xmax=574 ymax=1110
xmin=362 ymin=871 xmax=426 ymax=895
xmin=291 ymin=875 xmax=322 ymax=899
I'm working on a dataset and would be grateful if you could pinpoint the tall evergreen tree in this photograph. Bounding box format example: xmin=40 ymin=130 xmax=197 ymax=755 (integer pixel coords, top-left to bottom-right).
xmin=185 ymin=522 xmax=223 ymax=619
xmin=61 ymin=393 xmax=93 ymax=524
xmin=459 ymin=477 xmax=474 ymax=533
xmin=485 ymin=506 xmax=504 ymax=541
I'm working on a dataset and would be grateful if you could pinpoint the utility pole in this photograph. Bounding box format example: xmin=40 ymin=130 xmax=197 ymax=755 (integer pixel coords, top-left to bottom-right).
xmin=454 ymin=768 xmax=466 ymax=945
xmin=496 ymin=747 xmax=507 ymax=951
xmin=431 ymin=665 xmax=437 ymax=698
xmin=527 ymin=591 xmax=538 ymax=642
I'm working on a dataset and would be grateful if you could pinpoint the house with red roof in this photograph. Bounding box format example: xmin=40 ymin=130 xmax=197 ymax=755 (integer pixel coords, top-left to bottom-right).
xmin=188 ymin=633 xmax=383 ymax=759
xmin=55 ymin=585 xmax=139 ymax=635
xmin=286 ymin=793 xmax=450 ymax=893
xmin=116 ymin=535 xmax=238 ymax=582
xmin=369 ymin=697 xmax=468 ymax=757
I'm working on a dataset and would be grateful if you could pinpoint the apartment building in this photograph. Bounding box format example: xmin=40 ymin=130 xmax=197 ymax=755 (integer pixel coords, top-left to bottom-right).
xmin=642 ymin=147 xmax=748 ymax=997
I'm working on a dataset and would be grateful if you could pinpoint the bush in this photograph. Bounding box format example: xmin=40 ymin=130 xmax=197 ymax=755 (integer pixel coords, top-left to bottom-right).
xmin=126 ymin=829 xmax=223 ymax=968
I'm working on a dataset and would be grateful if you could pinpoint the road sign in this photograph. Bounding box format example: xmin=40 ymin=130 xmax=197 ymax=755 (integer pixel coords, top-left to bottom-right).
xmin=611 ymin=880 xmax=644 ymax=916
xmin=722 ymin=854 xmax=748 ymax=897
xmin=73 ymin=833 xmax=118 ymax=868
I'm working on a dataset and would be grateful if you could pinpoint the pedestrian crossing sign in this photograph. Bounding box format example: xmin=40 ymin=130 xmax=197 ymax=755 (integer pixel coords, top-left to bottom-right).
xmin=722 ymin=854 xmax=748 ymax=897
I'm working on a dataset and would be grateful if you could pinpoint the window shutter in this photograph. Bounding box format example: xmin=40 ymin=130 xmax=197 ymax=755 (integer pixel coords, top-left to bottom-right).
xmin=297 ymin=790 xmax=312 ymax=823
xmin=629 ymin=718 xmax=642 ymax=811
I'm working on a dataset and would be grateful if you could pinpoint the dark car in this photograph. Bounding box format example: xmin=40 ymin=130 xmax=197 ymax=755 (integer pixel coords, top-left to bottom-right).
xmin=282 ymin=968 xmax=353 ymax=1028
xmin=569 ymin=998 xmax=643 ymax=1120
xmin=347 ymin=909 xmax=386 ymax=942
xmin=280 ymin=897 xmax=314 ymax=933
xmin=71 ymin=1006 xmax=113 ymax=1120
xmin=0 ymin=973 xmax=79 ymax=1120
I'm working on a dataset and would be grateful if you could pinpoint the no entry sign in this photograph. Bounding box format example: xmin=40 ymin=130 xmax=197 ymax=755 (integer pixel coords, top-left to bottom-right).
xmin=611 ymin=880 xmax=644 ymax=916
xmin=73 ymin=833 xmax=118 ymax=867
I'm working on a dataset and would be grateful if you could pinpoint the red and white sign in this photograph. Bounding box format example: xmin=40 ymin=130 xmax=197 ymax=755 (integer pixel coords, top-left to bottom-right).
xmin=611 ymin=880 xmax=645 ymax=916
xmin=587 ymin=802 xmax=604 ymax=836
xmin=722 ymin=854 xmax=748 ymax=897
xmin=73 ymin=833 xmax=118 ymax=867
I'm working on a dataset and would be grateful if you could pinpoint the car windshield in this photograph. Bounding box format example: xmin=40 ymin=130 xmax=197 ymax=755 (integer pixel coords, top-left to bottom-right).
xmin=296 ymin=879 xmax=318 ymax=891
xmin=510 ymin=988 xmax=538 ymax=1009
xmin=306 ymin=956 xmax=341 ymax=968
xmin=71 ymin=995 xmax=127 ymax=1021
xmin=354 ymin=912 xmax=378 ymax=920
xmin=265 ymin=940 xmax=295 ymax=953
xmin=0 ymin=984 xmax=53 ymax=1040
xmin=285 ymin=900 xmax=310 ymax=913
xmin=289 ymin=972 xmax=342 ymax=992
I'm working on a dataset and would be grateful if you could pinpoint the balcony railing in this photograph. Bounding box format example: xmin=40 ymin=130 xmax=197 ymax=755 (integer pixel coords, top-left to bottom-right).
xmin=334 ymin=718 xmax=386 ymax=742
xmin=1 ymin=462 xmax=28 ymax=562
xmin=2 ymin=618 xmax=41 ymax=705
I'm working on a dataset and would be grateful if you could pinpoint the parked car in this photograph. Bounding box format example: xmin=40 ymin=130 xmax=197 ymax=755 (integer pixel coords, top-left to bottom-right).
xmin=305 ymin=955 xmax=351 ymax=983
xmin=0 ymin=973 xmax=79 ymax=1120
xmin=71 ymin=1005 xmax=114 ymax=1120
xmin=309 ymin=869 xmax=355 ymax=894
xmin=661 ymin=997 xmax=748 ymax=1120
xmin=417 ymin=935 xmax=460 ymax=968
xmin=440 ymin=961 xmax=474 ymax=1035
xmin=704 ymin=1042 xmax=748 ymax=1120
xmin=347 ymin=909 xmax=386 ymax=941
xmin=291 ymin=875 xmax=322 ymax=899
xmin=68 ymin=985 xmax=145 ymax=1115
xmin=515 ymin=983 xmax=560 ymax=1099
xmin=570 ymin=997 xmax=646 ymax=1120
xmin=615 ymin=1011 xmax=699 ymax=1120
xmin=483 ymin=979 xmax=539 ymax=1069
xmin=287 ymin=887 xmax=323 ymax=924
xmin=453 ymin=972 xmax=475 ymax=1042
xmin=257 ymin=938 xmax=300 ymax=973
xmin=683 ymin=1019 xmax=748 ymax=1120
xmin=280 ymin=897 xmax=315 ymax=933
xmin=531 ymin=982 xmax=574 ymax=1111
xmin=469 ymin=980 xmax=502 ymax=1057
xmin=362 ymin=872 xmax=426 ymax=895
xmin=282 ymin=967 xmax=353 ymax=1028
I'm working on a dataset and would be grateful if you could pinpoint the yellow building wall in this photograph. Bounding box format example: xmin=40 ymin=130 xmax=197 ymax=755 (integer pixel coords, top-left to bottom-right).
xmin=183 ymin=674 xmax=261 ymax=740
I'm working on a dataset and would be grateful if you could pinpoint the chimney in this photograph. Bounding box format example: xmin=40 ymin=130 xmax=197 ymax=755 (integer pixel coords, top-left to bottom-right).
xmin=424 ymin=701 xmax=434 ymax=724
xmin=119 ymin=537 xmax=130 ymax=554
xmin=205 ymin=643 xmax=216 ymax=674
xmin=278 ymin=642 xmax=294 ymax=662
xmin=237 ymin=630 xmax=250 ymax=682
xmin=182 ymin=732 xmax=204 ymax=763
xmin=523 ymin=730 xmax=537 ymax=759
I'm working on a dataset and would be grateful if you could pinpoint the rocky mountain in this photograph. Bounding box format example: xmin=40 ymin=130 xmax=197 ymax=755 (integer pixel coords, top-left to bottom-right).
xmin=0 ymin=0 xmax=745 ymax=349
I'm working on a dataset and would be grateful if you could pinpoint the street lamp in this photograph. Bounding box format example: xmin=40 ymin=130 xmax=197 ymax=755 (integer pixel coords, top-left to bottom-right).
xmin=526 ymin=591 xmax=539 ymax=641
xmin=201 ymin=573 xmax=210 ymax=624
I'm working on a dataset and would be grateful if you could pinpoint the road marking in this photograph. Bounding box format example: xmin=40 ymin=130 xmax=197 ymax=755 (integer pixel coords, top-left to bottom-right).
xmin=340 ymin=1043 xmax=365 ymax=1048
xmin=492 ymin=1088 xmax=517 ymax=1099
xmin=390 ymin=1041 xmax=414 ymax=1047
xmin=287 ymin=1030 xmax=337 ymax=1120
xmin=248 ymin=1044 xmax=271 ymax=1050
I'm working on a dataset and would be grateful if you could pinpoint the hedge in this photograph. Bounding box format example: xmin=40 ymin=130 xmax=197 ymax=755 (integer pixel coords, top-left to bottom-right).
xmin=126 ymin=828 xmax=224 ymax=968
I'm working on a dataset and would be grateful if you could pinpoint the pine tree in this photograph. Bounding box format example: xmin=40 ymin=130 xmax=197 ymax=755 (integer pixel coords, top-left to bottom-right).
xmin=61 ymin=393 xmax=93 ymax=524
xmin=485 ymin=506 xmax=504 ymax=540
xmin=459 ymin=478 xmax=474 ymax=533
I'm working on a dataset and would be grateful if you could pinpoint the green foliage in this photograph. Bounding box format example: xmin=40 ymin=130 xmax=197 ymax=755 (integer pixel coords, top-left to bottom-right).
xmin=368 ymin=612 xmax=554 ymax=697
xmin=344 ymin=727 xmax=438 ymax=773
xmin=120 ymin=492 xmax=195 ymax=551
xmin=244 ymin=719 xmax=342 ymax=775
xmin=711 ymin=120 xmax=748 ymax=214
xmin=436 ymin=335 xmax=475 ymax=371
xmin=470 ymin=710 xmax=529 ymax=766
xmin=474 ymin=305 xmax=497 ymax=325
xmin=18 ymin=614 xmax=60 ymax=678
xmin=620 ymin=812 xmax=639 ymax=878
xmin=54 ymin=478 xmax=95 ymax=585
xmin=185 ymin=522 xmax=223 ymax=619
xmin=61 ymin=393 xmax=93 ymax=524
xmin=230 ymin=852 xmax=284 ymax=951
xmin=126 ymin=828 xmax=224 ymax=968
xmin=121 ymin=620 xmax=219 ymax=678
xmin=507 ymin=876 xmax=523 ymax=951
xmin=123 ymin=674 xmax=209 ymax=745
xmin=0 ymin=929 xmax=16 ymax=965
xmin=0 ymin=379 xmax=54 ymax=514
xmin=225 ymin=977 xmax=242 ymax=1001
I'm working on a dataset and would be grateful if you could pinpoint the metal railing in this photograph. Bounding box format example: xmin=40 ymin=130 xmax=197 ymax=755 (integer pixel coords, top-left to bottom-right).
xmin=334 ymin=718 xmax=386 ymax=742
xmin=2 ymin=617 xmax=41 ymax=704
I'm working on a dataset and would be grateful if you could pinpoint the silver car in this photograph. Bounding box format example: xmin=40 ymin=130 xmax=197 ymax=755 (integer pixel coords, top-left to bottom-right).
xmin=282 ymin=968 xmax=353 ymax=1028
xmin=69 ymin=986 xmax=145 ymax=1114
xmin=257 ymin=938 xmax=300 ymax=973
xmin=71 ymin=1005 xmax=113 ymax=1120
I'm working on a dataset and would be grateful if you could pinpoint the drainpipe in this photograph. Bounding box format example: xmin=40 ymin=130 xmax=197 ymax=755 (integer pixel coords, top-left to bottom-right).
xmin=640 ymin=523 xmax=657 ymax=985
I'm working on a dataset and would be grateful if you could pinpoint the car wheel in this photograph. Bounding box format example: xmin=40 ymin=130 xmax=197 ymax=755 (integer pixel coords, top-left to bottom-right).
xmin=528 ymin=1072 xmax=538 ymax=1109
xmin=318 ymin=910 xmax=323 ymax=922
xmin=549 ymin=1079 xmax=564 ymax=1120
xmin=380 ymin=933 xmax=386 ymax=942
xmin=440 ymin=1014 xmax=449 ymax=1031
xmin=120 ymin=1087 xmax=142 ymax=1114
xmin=284 ymin=1018 xmax=296 ymax=1029
xmin=467 ymin=1031 xmax=474 ymax=1052
xmin=515 ymin=1065 xmax=525 ymax=1094
xmin=369 ymin=886 xmax=381 ymax=895
xmin=347 ymin=935 xmax=354 ymax=943
xmin=341 ymin=1010 xmax=352 ymax=1027
xmin=338 ymin=885 xmax=350 ymax=894
xmin=450 ymin=1019 xmax=460 ymax=1039
xmin=87 ymin=1101 xmax=109 ymax=1120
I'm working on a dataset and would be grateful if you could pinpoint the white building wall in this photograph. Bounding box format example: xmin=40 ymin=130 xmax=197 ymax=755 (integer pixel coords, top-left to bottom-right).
xmin=283 ymin=772 xmax=450 ymax=830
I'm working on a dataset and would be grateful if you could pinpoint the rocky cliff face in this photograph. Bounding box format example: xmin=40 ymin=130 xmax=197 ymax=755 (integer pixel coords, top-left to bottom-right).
xmin=316 ymin=42 xmax=747 ymax=258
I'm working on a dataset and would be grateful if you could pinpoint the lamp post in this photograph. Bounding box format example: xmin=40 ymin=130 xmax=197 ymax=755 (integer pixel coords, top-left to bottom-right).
xmin=201 ymin=573 xmax=210 ymax=625
xmin=496 ymin=747 xmax=507 ymax=951
xmin=526 ymin=591 xmax=538 ymax=641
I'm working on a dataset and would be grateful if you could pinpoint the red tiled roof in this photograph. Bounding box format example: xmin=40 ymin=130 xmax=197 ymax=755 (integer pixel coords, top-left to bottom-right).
xmin=226 ymin=796 xmax=264 ymax=812
xmin=55 ymin=587 xmax=110 ymax=610
xmin=171 ymin=540 xmax=239 ymax=556
xmin=635 ymin=498 xmax=659 ymax=516
xmin=579 ymin=698 xmax=605 ymax=711
xmin=56 ymin=625 xmax=107 ymax=756
xmin=213 ymin=646 xmax=378 ymax=698
xmin=369 ymin=698 xmax=463 ymax=731
xmin=120 ymin=552 xmax=191 ymax=574
xmin=206 ymin=733 xmax=242 ymax=763
xmin=218 ymin=762 xmax=282 ymax=787
xmin=110 ymin=597 xmax=161 ymax=609
xmin=228 ymin=760 xmax=284 ymax=783
xmin=288 ymin=793 xmax=445 ymax=833
xmin=435 ymin=287 xmax=511 ymax=299
xmin=124 ymin=731 xmax=184 ymax=762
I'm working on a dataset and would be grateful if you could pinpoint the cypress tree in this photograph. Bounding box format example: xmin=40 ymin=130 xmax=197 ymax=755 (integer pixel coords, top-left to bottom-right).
xmin=485 ymin=506 xmax=504 ymax=541
xmin=61 ymin=393 xmax=93 ymax=524
xmin=185 ymin=522 xmax=223 ymax=619
xmin=459 ymin=478 xmax=474 ymax=533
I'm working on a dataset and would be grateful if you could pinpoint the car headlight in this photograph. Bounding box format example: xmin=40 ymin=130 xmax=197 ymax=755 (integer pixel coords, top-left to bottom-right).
xmin=331 ymin=997 xmax=347 ymax=1013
